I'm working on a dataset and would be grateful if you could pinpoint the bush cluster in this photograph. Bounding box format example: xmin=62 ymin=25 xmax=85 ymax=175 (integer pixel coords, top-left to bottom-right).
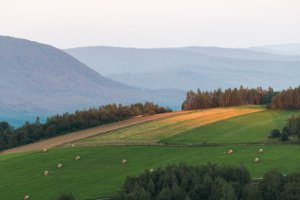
xmin=111 ymin=163 xmax=300 ymax=200
xmin=269 ymin=114 xmax=300 ymax=142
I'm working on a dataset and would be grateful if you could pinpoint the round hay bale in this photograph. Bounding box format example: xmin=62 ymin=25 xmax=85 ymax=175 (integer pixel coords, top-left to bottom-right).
xmin=75 ymin=155 xmax=81 ymax=160
xmin=258 ymin=149 xmax=264 ymax=153
xmin=43 ymin=170 xmax=49 ymax=176
xmin=254 ymin=157 xmax=260 ymax=163
xmin=121 ymin=159 xmax=127 ymax=164
xmin=24 ymin=195 xmax=30 ymax=200
xmin=42 ymin=148 xmax=48 ymax=153
xmin=149 ymin=168 xmax=154 ymax=173
xmin=227 ymin=149 xmax=233 ymax=155
xmin=71 ymin=144 xmax=75 ymax=147
xmin=57 ymin=163 xmax=63 ymax=168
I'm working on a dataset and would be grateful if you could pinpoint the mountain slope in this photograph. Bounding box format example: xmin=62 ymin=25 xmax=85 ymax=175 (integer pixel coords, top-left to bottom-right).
xmin=65 ymin=46 xmax=300 ymax=91
xmin=0 ymin=36 xmax=184 ymax=124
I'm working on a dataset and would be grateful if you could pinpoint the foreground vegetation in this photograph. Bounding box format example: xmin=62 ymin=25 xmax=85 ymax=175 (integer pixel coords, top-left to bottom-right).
xmin=1 ymin=145 xmax=300 ymax=199
xmin=114 ymin=163 xmax=300 ymax=200
xmin=0 ymin=102 xmax=171 ymax=150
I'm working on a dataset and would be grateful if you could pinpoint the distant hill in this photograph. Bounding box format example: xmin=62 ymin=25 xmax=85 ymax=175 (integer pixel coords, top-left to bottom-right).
xmin=0 ymin=36 xmax=184 ymax=125
xmin=251 ymin=43 xmax=300 ymax=56
xmin=65 ymin=46 xmax=300 ymax=91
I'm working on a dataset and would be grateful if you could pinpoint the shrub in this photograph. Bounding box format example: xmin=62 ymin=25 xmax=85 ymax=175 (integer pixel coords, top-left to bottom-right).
xmin=282 ymin=126 xmax=290 ymax=136
xmin=281 ymin=132 xmax=289 ymax=141
xmin=269 ymin=129 xmax=281 ymax=138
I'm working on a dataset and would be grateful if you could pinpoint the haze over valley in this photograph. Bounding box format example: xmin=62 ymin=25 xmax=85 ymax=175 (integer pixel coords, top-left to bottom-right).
xmin=66 ymin=46 xmax=300 ymax=91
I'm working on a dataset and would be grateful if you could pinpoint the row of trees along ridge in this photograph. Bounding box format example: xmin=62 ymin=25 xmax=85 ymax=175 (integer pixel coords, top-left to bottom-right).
xmin=182 ymin=86 xmax=275 ymax=110
xmin=0 ymin=102 xmax=171 ymax=151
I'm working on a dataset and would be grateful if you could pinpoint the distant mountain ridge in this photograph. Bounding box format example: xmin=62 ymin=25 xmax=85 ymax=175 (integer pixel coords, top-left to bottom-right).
xmin=250 ymin=43 xmax=300 ymax=56
xmin=65 ymin=46 xmax=300 ymax=91
xmin=0 ymin=36 xmax=184 ymax=125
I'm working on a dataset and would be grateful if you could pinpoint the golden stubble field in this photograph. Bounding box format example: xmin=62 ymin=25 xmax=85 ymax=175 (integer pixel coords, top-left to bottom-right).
xmin=78 ymin=107 xmax=263 ymax=145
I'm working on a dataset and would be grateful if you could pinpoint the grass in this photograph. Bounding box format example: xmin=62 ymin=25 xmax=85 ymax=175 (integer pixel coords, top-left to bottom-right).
xmin=164 ymin=110 xmax=295 ymax=145
xmin=1 ymin=106 xmax=299 ymax=200
xmin=79 ymin=107 xmax=262 ymax=145
xmin=1 ymin=145 xmax=300 ymax=200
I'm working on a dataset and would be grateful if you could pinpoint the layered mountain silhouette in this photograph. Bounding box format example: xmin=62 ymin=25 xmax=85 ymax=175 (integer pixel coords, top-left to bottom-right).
xmin=0 ymin=36 xmax=184 ymax=125
xmin=66 ymin=46 xmax=300 ymax=91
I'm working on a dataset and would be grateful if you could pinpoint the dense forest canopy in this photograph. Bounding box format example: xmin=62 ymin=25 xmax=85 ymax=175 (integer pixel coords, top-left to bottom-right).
xmin=112 ymin=163 xmax=300 ymax=200
xmin=182 ymin=86 xmax=300 ymax=110
xmin=182 ymin=86 xmax=275 ymax=110
xmin=271 ymin=87 xmax=300 ymax=109
xmin=0 ymin=102 xmax=171 ymax=151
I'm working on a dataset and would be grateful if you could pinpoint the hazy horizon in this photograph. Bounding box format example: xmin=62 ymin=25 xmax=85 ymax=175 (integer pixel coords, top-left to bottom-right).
xmin=1 ymin=0 xmax=299 ymax=49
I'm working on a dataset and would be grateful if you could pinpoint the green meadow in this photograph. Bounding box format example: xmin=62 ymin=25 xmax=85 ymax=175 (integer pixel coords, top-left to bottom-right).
xmin=164 ymin=110 xmax=295 ymax=145
xmin=1 ymin=108 xmax=300 ymax=200
xmin=1 ymin=145 xmax=300 ymax=200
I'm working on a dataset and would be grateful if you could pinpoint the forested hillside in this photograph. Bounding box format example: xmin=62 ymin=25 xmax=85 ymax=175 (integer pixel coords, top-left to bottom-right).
xmin=0 ymin=103 xmax=171 ymax=150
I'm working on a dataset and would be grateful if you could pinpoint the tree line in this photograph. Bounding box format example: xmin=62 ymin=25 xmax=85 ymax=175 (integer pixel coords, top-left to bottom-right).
xmin=112 ymin=163 xmax=300 ymax=200
xmin=182 ymin=86 xmax=300 ymax=110
xmin=182 ymin=86 xmax=275 ymax=110
xmin=270 ymin=86 xmax=300 ymax=109
xmin=0 ymin=102 xmax=171 ymax=151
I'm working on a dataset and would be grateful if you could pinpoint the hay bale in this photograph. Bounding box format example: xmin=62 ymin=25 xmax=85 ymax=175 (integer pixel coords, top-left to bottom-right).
xmin=75 ymin=155 xmax=81 ymax=160
xmin=43 ymin=170 xmax=49 ymax=176
xmin=227 ymin=149 xmax=233 ymax=155
xmin=24 ymin=195 xmax=30 ymax=200
xmin=149 ymin=168 xmax=154 ymax=173
xmin=254 ymin=157 xmax=260 ymax=163
xmin=42 ymin=148 xmax=48 ymax=153
xmin=71 ymin=144 xmax=75 ymax=147
xmin=57 ymin=163 xmax=63 ymax=168
xmin=258 ymin=149 xmax=264 ymax=153
xmin=121 ymin=159 xmax=127 ymax=164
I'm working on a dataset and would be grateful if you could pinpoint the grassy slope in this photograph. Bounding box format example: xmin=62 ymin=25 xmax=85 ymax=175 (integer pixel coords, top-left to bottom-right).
xmin=1 ymin=145 xmax=300 ymax=200
xmin=1 ymin=107 xmax=299 ymax=200
xmin=79 ymin=107 xmax=262 ymax=145
xmin=164 ymin=110 xmax=295 ymax=144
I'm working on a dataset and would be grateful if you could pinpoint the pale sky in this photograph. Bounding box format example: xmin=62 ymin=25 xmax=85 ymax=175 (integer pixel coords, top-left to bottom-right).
xmin=0 ymin=0 xmax=299 ymax=48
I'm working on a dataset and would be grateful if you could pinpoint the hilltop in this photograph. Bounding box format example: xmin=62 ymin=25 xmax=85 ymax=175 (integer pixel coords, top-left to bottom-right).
xmin=0 ymin=36 xmax=184 ymax=125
